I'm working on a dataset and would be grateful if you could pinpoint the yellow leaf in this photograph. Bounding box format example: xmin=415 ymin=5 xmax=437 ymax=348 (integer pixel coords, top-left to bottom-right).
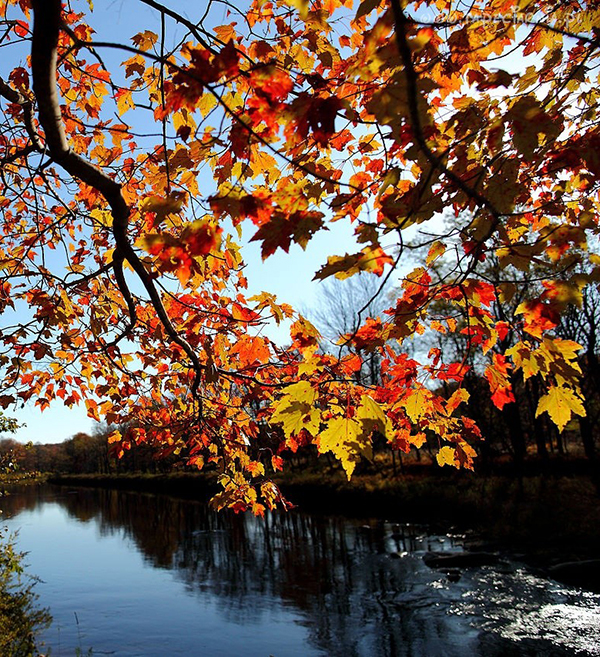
xmin=271 ymin=402 xmax=320 ymax=439
xmin=356 ymin=395 xmax=392 ymax=438
xmin=404 ymin=387 xmax=428 ymax=422
xmin=172 ymin=109 xmax=197 ymax=134
xmin=85 ymin=399 xmax=99 ymax=422
xmin=197 ymin=93 xmax=218 ymax=117
xmin=410 ymin=432 xmax=427 ymax=448
xmin=536 ymin=386 xmax=586 ymax=432
xmin=107 ymin=430 xmax=122 ymax=444
xmin=446 ymin=388 xmax=469 ymax=414
xmin=426 ymin=240 xmax=446 ymax=266
xmin=270 ymin=381 xmax=320 ymax=438
xmin=286 ymin=0 xmax=309 ymax=20
xmin=318 ymin=416 xmax=372 ymax=479
xmin=297 ymin=359 xmax=319 ymax=377
xmin=507 ymin=341 xmax=544 ymax=380
xmin=131 ymin=30 xmax=158 ymax=52
xmin=116 ymin=89 xmax=135 ymax=116
xmin=90 ymin=208 xmax=113 ymax=228
xmin=251 ymin=148 xmax=278 ymax=180
xmin=313 ymin=246 xmax=393 ymax=280
xmin=544 ymin=337 xmax=582 ymax=363
xmin=214 ymin=23 xmax=238 ymax=41
xmin=278 ymin=380 xmax=317 ymax=407
xmin=436 ymin=445 xmax=456 ymax=467
xmin=376 ymin=167 xmax=401 ymax=200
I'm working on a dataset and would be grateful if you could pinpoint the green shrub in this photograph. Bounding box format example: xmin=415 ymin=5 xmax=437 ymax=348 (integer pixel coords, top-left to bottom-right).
xmin=0 ymin=528 xmax=51 ymax=657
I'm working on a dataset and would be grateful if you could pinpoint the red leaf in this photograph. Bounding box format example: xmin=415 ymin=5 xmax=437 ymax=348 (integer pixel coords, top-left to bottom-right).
xmin=14 ymin=21 xmax=29 ymax=37
xmin=181 ymin=221 xmax=222 ymax=256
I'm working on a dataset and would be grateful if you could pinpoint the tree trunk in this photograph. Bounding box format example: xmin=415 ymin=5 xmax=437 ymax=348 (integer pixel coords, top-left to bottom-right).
xmin=528 ymin=379 xmax=548 ymax=461
xmin=502 ymin=402 xmax=526 ymax=470
xmin=579 ymin=412 xmax=596 ymax=462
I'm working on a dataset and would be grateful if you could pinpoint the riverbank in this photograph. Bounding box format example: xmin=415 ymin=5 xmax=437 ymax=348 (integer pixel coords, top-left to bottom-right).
xmin=47 ymin=464 xmax=600 ymax=572
xmin=0 ymin=472 xmax=47 ymax=486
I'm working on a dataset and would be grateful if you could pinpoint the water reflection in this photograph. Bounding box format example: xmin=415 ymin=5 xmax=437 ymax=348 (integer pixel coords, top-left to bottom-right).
xmin=1 ymin=485 xmax=599 ymax=656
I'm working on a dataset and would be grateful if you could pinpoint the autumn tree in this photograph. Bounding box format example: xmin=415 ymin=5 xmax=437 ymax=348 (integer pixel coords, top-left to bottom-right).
xmin=0 ymin=0 xmax=598 ymax=511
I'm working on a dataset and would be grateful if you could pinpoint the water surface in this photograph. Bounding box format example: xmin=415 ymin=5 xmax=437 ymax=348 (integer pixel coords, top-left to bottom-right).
xmin=1 ymin=485 xmax=598 ymax=656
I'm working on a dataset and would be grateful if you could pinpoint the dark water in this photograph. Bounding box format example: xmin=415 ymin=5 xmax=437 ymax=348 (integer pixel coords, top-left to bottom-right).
xmin=0 ymin=484 xmax=599 ymax=656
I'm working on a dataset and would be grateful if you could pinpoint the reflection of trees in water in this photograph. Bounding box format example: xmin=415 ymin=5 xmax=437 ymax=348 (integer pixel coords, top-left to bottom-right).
xmin=1 ymin=485 xmax=477 ymax=656
xmin=0 ymin=484 xmax=49 ymax=518
xmin=174 ymin=512 xmax=470 ymax=657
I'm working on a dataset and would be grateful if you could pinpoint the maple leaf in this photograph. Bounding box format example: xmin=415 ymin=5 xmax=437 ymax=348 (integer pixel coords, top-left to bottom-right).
xmin=317 ymin=416 xmax=372 ymax=479
xmin=107 ymin=430 xmax=122 ymax=444
xmin=275 ymin=404 xmax=320 ymax=440
xmin=446 ymin=388 xmax=469 ymax=415
xmin=229 ymin=334 xmax=270 ymax=367
xmin=131 ymin=30 xmax=158 ymax=51
xmin=476 ymin=69 xmax=514 ymax=91
xmin=271 ymin=381 xmax=319 ymax=439
xmin=436 ymin=445 xmax=456 ymax=468
xmin=8 ymin=66 xmax=29 ymax=90
xmin=290 ymin=316 xmax=320 ymax=351
xmin=461 ymin=280 xmax=496 ymax=307
xmin=307 ymin=97 xmax=343 ymax=146
xmin=350 ymin=317 xmax=386 ymax=351
xmin=181 ymin=220 xmax=222 ymax=256
xmin=246 ymin=460 xmax=264 ymax=477
xmin=356 ymin=395 xmax=392 ymax=438
xmin=313 ymin=246 xmax=393 ymax=280
xmin=250 ymin=211 xmax=325 ymax=258
xmin=515 ymin=300 xmax=559 ymax=338
xmin=250 ymin=65 xmax=294 ymax=103
xmin=508 ymin=96 xmax=562 ymax=160
xmin=536 ymin=386 xmax=586 ymax=432
xmin=485 ymin=354 xmax=515 ymax=410
xmin=355 ymin=0 xmax=381 ymax=20
xmin=140 ymin=193 xmax=186 ymax=227
xmin=426 ymin=240 xmax=446 ymax=266
xmin=403 ymin=387 xmax=429 ymax=423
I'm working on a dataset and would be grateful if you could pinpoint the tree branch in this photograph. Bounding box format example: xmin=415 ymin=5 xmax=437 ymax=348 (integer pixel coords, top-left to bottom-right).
xmin=389 ymin=0 xmax=502 ymax=266
xmin=30 ymin=0 xmax=204 ymax=396
xmin=0 ymin=76 xmax=43 ymax=152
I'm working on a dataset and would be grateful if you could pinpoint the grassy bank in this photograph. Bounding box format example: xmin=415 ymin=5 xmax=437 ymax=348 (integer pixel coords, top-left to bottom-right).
xmin=48 ymin=465 xmax=600 ymax=567
xmin=0 ymin=472 xmax=48 ymax=487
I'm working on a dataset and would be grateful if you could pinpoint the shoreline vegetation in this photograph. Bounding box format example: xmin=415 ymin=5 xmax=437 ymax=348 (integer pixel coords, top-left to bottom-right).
xmin=0 ymin=527 xmax=51 ymax=656
xmin=46 ymin=459 xmax=600 ymax=577
xmin=0 ymin=473 xmax=51 ymax=656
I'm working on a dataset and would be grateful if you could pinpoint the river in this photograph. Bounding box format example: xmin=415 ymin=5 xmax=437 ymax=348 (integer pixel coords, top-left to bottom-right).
xmin=0 ymin=484 xmax=598 ymax=656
